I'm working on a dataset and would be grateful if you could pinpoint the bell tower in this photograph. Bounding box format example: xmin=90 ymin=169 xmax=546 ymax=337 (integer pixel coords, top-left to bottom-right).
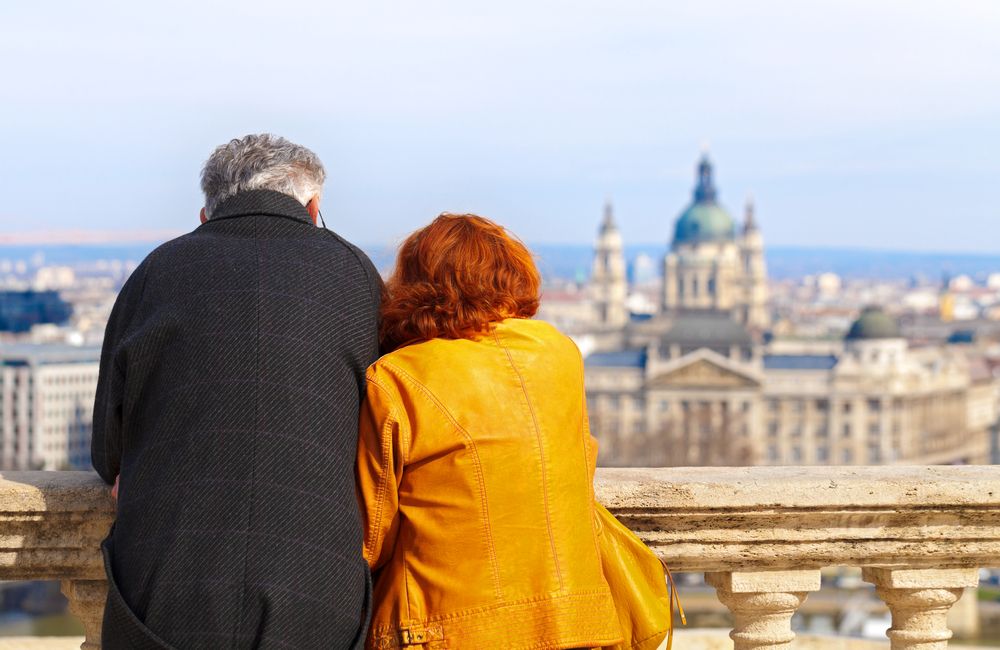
xmin=740 ymin=196 xmax=769 ymax=328
xmin=591 ymin=201 xmax=628 ymax=328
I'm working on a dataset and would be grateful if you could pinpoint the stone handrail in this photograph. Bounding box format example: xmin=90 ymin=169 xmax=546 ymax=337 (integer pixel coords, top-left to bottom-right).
xmin=2 ymin=466 xmax=999 ymax=650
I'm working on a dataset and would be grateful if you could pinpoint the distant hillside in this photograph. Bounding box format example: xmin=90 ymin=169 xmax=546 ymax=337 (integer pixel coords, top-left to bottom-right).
xmin=3 ymin=242 xmax=1000 ymax=282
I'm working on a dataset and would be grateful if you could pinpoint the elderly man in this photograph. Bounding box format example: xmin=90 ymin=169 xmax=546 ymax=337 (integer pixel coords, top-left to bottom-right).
xmin=91 ymin=134 xmax=381 ymax=649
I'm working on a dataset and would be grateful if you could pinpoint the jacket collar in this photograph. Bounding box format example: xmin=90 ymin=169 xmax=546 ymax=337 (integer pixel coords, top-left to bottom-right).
xmin=209 ymin=189 xmax=314 ymax=225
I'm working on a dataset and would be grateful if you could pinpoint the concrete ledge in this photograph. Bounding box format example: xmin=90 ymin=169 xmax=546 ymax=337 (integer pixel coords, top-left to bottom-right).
xmin=594 ymin=466 xmax=1000 ymax=572
xmin=2 ymin=467 xmax=999 ymax=649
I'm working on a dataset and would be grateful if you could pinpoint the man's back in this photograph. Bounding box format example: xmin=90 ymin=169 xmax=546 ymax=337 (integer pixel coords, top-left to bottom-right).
xmin=92 ymin=189 xmax=380 ymax=649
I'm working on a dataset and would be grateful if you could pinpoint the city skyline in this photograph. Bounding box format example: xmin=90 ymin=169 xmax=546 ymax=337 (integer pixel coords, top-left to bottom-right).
xmin=1 ymin=2 xmax=999 ymax=252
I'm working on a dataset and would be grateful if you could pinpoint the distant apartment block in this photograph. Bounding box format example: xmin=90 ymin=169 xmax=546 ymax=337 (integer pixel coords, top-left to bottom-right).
xmin=0 ymin=290 xmax=73 ymax=333
xmin=0 ymin=344 xmax=100 ymax=470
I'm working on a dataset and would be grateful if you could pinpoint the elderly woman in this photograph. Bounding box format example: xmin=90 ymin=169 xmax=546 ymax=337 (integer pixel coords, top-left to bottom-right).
xmin=356 ymin=214 xmax=622 ymax=649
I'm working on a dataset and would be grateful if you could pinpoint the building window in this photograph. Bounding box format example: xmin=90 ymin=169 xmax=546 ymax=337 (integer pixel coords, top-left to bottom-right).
xmin=658 ymin=399 xmax=669 ymax=412
xmin=868 ymin=445 xmax=881 ymax=463
xmin=767 ymin=399 xmax=779 ymax=413
xmin=768 ymin=421 xmax=779 ymax=436
xmin=791 ymin=400 xmax=803 ymax=413
xmin=843 ymin=402 xmax=852 ymax=414
xmin=869 ymin=423 xmax=881 ymax=437
xmin=868 ymin=399 xmax=882 ymax=413
xmin=816 ymin=425 xmax=829 ymax=438
xmin=842 ymin=424 xmax=851 ymax=438
xmin=768 ymin=445 xmax=779 ymax=462
xmin=842 ymin=448 xmax=853 ymax=463
xmin=817 ymin=447 xmax=829 ymax=462
xmin=791 ymin=446 xmax=802 ymax=462
xmin=815 ymin=399 xmax=829 ymax=412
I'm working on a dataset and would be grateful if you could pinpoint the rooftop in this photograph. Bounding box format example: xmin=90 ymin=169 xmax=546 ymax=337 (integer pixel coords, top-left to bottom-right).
xmin=0 ymin=344 xmax=101 ymax=365
xmin=763 ymin=354 xmax=839 ymax=371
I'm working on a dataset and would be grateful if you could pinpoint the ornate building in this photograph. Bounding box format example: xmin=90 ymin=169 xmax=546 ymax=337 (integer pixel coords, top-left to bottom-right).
xmin=579 ymin=153 xmax=995 ymax=468
xmin=662 ymin=155 xmax=768 ymax=329
xmin=586 ymin=307 xmax=993 ymax=467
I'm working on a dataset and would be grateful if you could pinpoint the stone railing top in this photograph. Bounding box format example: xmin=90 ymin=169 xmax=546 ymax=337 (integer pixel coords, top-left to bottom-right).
xmin=2 ymin=466 xmax=1000 ymax=578
xmin=0 ymin=471 xmax=114 ymax=513
xmin=595 ymin=465 xmax=1000 ymax=572
xmin=594 ymin=465 xmax=1000 ymax=510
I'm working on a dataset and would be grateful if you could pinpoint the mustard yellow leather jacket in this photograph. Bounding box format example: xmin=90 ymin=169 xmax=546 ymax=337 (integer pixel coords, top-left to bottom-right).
xmin=356 ymin=318 xmax=622 ymax=649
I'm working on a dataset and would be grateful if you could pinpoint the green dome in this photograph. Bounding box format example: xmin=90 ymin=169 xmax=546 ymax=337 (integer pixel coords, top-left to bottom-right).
xmin=674 ymin=202 xmax=735 ymax=244
xmin=846 ymin=307 xmax=900 ymax=340
xmin=672 ymin=154 xmax=736 ymax=245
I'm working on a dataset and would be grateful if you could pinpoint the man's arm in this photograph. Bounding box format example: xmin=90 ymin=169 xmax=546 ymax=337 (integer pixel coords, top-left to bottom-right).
xmin=91 ymin=263 xmax=148 ymax=484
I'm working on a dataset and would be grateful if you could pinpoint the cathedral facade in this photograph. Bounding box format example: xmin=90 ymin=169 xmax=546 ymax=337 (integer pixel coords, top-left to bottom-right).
xmin=580 ymin=154 xmax=994 ymax=468
xmin=591 ymin=154 xmax=767 ymax=331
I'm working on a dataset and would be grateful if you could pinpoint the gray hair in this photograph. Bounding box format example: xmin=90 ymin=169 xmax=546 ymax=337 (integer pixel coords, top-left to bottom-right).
xmin=200 ymin=133 xmax=326 ymax=218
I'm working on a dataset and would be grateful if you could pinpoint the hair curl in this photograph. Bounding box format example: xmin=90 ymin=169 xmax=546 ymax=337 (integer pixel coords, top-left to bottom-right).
xmin=380 ymin=214 xmax=541 ymax=351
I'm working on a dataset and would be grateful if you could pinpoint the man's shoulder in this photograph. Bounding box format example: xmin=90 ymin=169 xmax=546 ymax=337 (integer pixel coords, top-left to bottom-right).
xmin=316 ymin=228 xmax=378 ymax=272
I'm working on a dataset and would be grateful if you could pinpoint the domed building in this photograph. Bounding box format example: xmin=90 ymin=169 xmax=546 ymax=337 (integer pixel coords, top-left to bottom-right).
xmin=662 ymin=155 xmax=768 ymax=329
xmin=580 ymin=156 xmax=994 ymax=468
xmin=845 ymin=306 xmax=902 ymax=341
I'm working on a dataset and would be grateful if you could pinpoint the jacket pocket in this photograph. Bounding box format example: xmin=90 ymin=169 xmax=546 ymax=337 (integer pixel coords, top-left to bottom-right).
xmin=100 ymin=531 xmax=179 ymax=650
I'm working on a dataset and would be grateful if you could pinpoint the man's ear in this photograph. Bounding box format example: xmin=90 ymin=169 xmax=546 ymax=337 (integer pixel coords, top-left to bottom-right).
xmin=306 ymin=196 xmax=320 ymax=225
xmin=200 ymin=207 xmax=208 ymax=224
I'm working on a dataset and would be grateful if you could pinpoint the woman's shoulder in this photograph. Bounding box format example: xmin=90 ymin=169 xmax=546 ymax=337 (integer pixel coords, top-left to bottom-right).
xmin=368 ymin=319 xmax=579 ymax=378
xmin=495 ymin=318 xmax=582 ymax=357
xmin=366 ymin=337 xmax=467 ymax=381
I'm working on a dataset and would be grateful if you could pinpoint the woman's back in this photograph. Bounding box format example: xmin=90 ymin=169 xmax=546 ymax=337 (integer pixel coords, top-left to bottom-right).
xmin=358 ymin=318 xmax=619 ymax=649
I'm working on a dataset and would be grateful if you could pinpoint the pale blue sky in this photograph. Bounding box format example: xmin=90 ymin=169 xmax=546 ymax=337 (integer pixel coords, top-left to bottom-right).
xmin=1 ymin=1 xmax=998 ymax=251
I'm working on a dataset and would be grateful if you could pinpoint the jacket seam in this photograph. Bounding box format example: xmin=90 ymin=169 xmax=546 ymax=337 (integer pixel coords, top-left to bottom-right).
xmin=362 ymin=378 xmax=400 ymax=565
xmin=491 ymin=330 xmax=564 ymax=592
xmin=417 ymin=588 xmax=614 ymax=623
xmin=378 ymin=361 xmax=504 ymax=600
xmin=232 ymin=214 xmax=261 ymax=648
xmin=579 ymin=355 xmax=605 ymax=572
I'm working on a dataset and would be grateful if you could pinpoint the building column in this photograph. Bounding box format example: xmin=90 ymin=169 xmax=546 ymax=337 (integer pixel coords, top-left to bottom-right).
xmin=706 ymin=570 xmax=821 ymax=650
xmin=862 ymin=567 xmax=979 ymax=650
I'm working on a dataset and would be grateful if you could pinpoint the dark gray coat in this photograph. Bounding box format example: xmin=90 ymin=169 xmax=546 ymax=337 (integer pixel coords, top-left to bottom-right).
xmin=91 ymin=190 xmax=381 ymax=649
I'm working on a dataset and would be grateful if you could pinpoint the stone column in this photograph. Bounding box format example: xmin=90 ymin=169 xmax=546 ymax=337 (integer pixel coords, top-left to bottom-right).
xmin=862 ymin=567 xmax=980 ymax=650
xmin=62 ymin=578 xmax=108 ymax=650
xmin=706 ymin=569 xmax=821 ymax=650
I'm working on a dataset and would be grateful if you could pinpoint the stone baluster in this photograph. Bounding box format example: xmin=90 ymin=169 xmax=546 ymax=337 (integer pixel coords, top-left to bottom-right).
xmin=61 ymin=579 xmax=108 ymax=650
xmin=862 ymin=567 xmax=979 ymax=650
xmin=706 ymin=569 xmax=821 ymax=650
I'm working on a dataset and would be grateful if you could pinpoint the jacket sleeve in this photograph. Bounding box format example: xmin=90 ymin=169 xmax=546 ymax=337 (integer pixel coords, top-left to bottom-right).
xmin=356 ymin=368 xmax=408 ymax=571
xmin=91 ymin=262 xmax=147 ymax=484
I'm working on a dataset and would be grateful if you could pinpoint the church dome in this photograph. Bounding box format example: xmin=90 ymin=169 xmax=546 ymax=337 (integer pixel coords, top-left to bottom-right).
xmin=673 ymin=155 xmax=735 ymax=246
xmin=845 ymin=307 xmax=900 ymax=340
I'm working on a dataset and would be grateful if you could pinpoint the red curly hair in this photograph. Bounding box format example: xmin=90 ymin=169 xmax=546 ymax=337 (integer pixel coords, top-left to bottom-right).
xmin=380 ymin=213 xmax=541 ymax=351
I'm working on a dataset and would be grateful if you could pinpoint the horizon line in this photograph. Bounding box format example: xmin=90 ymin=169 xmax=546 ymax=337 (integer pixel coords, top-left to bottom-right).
xmin=2 ymin=231 xmax=1000 ymax=259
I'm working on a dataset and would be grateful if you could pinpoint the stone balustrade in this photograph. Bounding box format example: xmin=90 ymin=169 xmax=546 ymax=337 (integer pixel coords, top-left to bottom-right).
xmin=2 ymin=466 xmax=999 ymax=650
